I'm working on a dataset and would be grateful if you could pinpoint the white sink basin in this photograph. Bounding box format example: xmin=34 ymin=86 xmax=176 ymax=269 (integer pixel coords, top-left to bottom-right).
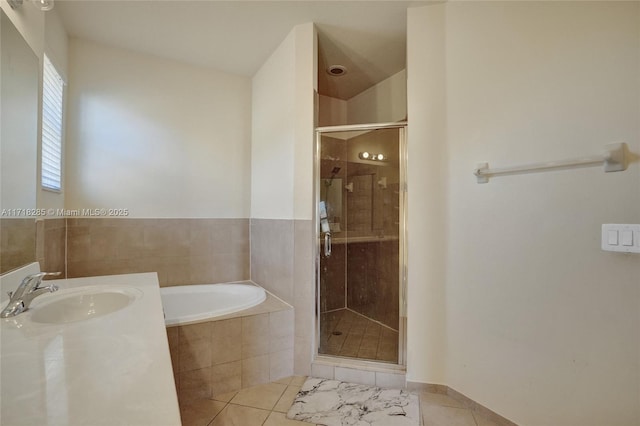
xmin=30 ymin=286 xmax=142 ymax=324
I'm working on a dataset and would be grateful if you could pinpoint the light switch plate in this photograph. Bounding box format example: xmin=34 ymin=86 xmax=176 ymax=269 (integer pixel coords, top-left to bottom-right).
xmin=602 ymin=224 xmax=640 ymax=253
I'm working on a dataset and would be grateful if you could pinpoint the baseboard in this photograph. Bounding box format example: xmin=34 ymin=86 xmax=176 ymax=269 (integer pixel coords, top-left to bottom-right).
xmin=407 ymin=381 xmax=518 ymax=426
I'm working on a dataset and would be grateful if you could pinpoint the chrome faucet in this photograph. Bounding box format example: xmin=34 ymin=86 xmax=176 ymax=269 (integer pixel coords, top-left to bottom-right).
xmin=1 ymin=272 xmax=61 ymax=318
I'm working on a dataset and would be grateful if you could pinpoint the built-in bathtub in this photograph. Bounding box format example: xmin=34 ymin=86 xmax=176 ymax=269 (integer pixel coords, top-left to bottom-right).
xmin=161 ymin=283 xmax=266 ymax=326
xmin=161 ymin=281 xmax=294 ymax=402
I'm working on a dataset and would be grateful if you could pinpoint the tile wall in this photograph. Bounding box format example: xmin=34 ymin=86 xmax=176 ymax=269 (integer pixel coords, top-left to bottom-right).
xmin=0 ymin=218 xmax=66 ymax=277
xmin=347 ymin=240 xmax=399 ymax=330
xmin=251 ymin=219 xmax=315 ymax=376
xmin=0 ymin=218 xmax=36 ymax=274
xmin=5 ymin=217 xmax=314 ymax=376
xmin=66 ymin=218 xmax=249 ymax=286
xmin=167 ymin=301 xmax=294 ymax=403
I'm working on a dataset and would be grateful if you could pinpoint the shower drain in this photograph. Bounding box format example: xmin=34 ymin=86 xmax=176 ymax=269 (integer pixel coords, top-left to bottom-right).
xmin=332 ymin=331 xmax=343 ymax=336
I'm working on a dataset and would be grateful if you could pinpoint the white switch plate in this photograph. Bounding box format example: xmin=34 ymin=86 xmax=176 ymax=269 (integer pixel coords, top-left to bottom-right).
xmin=602 ymin=224 xmax=640 ymax=253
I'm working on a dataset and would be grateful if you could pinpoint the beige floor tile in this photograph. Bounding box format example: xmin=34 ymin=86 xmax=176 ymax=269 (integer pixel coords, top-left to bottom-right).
xmin=274 ymin=376 xmax=294 ymax=385
xmin=229 ymin=382 xmax=287 ymax=410
xmin=179 ymin=399 xmax=227 ymax=426
xmin=422 ymin=405 xmax=477 ymax=426
xmin=273 ymin=385 xmax=302 ymax=413
xmin=210 ymin=404 xmax=270 ymax=426
xmin=211 ymin=390 xmax=238 ymax=403
xmin=473 ymin=412 xmax=501 ymax=426
xmin=263 ymin=411 xmax=315 ymax=426
xmin=419 ymin=391 xmax=466 ymax=409
xmin=290 ymin=375 xmax=308 ymax=386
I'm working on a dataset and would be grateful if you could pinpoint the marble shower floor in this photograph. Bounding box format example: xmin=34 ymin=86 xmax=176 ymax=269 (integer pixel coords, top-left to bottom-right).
xmin=177 ymin=375 xmax=504 ymax=426
xmin=319 ymin=308 xmax=398 ymax=363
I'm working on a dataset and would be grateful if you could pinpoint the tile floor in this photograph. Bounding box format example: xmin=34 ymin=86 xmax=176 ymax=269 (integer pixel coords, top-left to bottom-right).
xmin=319 ymin=308 xmax=398 ymax=363
xmin=179 ymin=375 xmax=503 ymax=426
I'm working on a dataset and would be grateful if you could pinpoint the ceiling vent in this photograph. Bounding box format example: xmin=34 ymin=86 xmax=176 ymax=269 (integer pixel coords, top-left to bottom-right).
xmin=326 ymin=65 xmax=347 ymax=77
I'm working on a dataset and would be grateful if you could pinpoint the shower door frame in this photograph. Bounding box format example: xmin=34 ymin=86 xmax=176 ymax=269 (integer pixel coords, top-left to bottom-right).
xmin=314 ymin=122 xmax=408 ymax=369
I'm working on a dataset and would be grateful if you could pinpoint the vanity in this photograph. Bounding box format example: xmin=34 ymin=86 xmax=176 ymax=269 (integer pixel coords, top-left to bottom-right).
xmin=0 ymin=266 xmax=181 ymax=426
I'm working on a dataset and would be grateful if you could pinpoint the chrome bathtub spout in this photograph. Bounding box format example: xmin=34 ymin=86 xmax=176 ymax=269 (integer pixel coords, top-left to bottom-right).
xmin=1 ymin=272 xmax=61 ymax=318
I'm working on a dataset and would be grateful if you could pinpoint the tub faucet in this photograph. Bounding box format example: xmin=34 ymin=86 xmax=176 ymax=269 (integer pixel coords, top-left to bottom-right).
xmin=1 ymin=272 xmax=61 ymax=318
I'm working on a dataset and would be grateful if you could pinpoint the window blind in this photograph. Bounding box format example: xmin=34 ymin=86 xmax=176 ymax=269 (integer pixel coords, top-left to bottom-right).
xmin=41 ymin=54 xmax=64 ymax=191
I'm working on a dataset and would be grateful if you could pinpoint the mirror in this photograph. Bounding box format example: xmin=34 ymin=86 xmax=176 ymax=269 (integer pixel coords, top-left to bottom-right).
xmin=0 ymin=10 xmax=39 ymax=274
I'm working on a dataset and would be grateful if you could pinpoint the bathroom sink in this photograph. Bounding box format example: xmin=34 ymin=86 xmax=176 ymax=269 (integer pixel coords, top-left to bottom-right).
xmin=30 ymin=286 xmax=142 ymax=324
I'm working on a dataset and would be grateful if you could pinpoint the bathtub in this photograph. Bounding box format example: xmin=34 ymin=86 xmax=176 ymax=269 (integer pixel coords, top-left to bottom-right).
xmin=160 ymin=283 xmax=266 ymax=326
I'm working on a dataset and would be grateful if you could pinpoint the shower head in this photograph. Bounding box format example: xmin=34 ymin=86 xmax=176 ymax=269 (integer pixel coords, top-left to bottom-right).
xmin=325 ymin=166 xmax=342 ymax=187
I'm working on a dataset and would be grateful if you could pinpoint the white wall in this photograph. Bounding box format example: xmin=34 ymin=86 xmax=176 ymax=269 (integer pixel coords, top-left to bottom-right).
xmin=347 ymin=69 xmax=406 ymax=125
xmin=66 ymin=38 xmax=251 ymax=218
xmin=407 ymin=2 xmax=640 ymax=425
xmin=406 ymin=4 xmax=448 ymax=386
xmin=251 ymin=23 xmax=316 ymax=220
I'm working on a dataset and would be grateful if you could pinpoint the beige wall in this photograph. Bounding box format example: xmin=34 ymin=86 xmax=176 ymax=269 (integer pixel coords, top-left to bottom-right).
xmin=318 ymin=95 xmax=347 ymax=127
xmin=347 ymin=69 xmax=406 ymax=125
xmin=407 ymin=2 xmax=640 ymax=425
xmin=318 ymin=70 xmax=407 ymax=127
xmin=66 ymin=38 xmax=251 ymax=218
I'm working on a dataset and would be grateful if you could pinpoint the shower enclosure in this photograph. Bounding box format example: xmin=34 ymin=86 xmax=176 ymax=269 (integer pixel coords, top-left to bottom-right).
xmin=316 ymin=123 xmax=406 ymax=365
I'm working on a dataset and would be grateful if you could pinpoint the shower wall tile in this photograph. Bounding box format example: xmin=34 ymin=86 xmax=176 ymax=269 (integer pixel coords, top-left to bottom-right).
xmin=66 ymin=218 xmax=249 ymax=286
xmin=320 ymin=242 xmax=346 ymax=312
xmin=347 ymin=240 xmax=399 ymax=330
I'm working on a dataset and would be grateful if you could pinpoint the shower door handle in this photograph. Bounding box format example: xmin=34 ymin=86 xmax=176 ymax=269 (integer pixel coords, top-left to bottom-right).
xmin=324 ymin=232 xmax=332 ymax=257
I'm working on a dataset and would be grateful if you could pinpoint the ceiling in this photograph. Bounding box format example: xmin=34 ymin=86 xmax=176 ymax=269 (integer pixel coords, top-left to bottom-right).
xmin=55 ymin=1 xmax=425 ymax=100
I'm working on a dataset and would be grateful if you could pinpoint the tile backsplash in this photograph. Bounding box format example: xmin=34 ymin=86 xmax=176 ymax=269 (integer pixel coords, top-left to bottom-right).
xmin=66 ymin=218 xmax=249 ymax=286
xmin=0 ymin=218 xmax=36 ymax=274
xmin=6 ymin=218 xmax=250 ymax=286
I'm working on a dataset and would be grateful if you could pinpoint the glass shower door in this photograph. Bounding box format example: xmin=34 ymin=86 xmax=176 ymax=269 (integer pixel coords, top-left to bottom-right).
xmin=317 ymin=126 xmax=405 ymax=365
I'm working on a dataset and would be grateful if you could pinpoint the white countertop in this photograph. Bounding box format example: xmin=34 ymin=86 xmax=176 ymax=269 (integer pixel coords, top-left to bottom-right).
xmin=0 ymin=272 xmax=181 ymax=426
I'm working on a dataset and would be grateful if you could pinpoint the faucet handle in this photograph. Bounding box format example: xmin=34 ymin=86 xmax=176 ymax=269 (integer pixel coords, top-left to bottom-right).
xmin=31 ymin=272 xmax=62 ymax=289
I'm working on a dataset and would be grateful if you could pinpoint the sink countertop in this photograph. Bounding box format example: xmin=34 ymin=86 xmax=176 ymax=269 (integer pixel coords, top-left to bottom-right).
xmin=0 ymin=272 xmax=181 ymax=426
